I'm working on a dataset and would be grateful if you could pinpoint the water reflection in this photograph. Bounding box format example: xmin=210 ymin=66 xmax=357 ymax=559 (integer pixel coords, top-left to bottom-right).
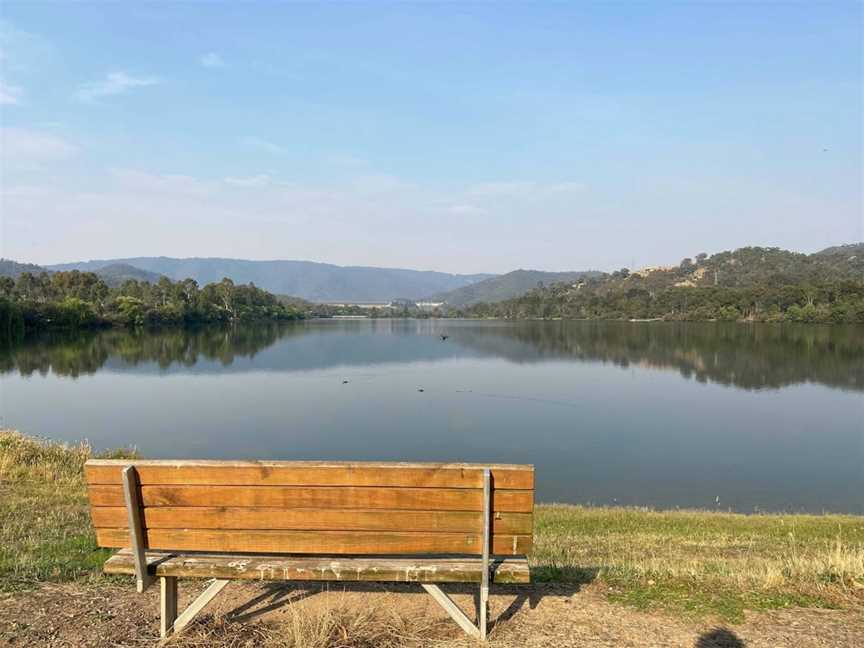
xmin=3 ymin=320 xmax=861 ymax=392
xmin=3 ymin=320 xmax=862 ymax=513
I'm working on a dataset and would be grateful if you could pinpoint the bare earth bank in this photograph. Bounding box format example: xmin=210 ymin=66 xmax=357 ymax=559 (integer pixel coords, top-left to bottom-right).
xmin=1 ymin=580 xmax=861 ymax=648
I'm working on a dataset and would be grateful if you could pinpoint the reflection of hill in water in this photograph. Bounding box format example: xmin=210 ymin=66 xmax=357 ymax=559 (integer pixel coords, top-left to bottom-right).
xmin=1 ymin=320 xmax=861 ymax=392
xmin=450 ymin=321 xmax=863 ymax=392
xmin=0 ymin=321 xmax=467 ymax=379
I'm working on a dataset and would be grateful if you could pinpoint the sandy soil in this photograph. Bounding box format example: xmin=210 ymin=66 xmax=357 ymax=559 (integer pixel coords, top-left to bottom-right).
xmin=1 ymin=580 xmax=861 ymax=647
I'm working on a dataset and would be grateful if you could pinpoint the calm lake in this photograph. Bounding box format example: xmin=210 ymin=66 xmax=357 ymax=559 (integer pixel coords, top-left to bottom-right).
xmin=1 ymin=320 xmax=862 ymax=513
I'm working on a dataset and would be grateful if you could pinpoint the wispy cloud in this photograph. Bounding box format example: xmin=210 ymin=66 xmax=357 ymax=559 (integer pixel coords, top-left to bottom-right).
xmin=199 ymin=52 xmax=225 ymax=68
xmin=224 ymin=174 xmax=275 ymax=188
xmin=238 ymin=136 xmax=288 ymax=155
xmin=0 ymin=20 xmax=55 ymax=73
xmin=75 ymin=71 xmax=160 ymax=102
xmin=0 ymin=128 xmax=77 ymax=165
xmin=469 ymin=180 xmax=588 ymax=198
xmin=0 ymin=79 xmax=23 ymax=105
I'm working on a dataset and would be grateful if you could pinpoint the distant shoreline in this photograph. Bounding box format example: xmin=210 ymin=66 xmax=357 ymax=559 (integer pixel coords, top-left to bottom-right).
xmin=7 ymin=313 xmax=862 ymax=337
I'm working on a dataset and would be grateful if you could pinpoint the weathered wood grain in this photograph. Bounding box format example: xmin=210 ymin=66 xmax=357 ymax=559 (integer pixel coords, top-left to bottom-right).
xmin=102 ymin=549 xmax=531 ymax=584
xmin=90 ymin=507 xmax=533 ymax=535
xmin=85 ymin=461 xmax=534 ymax=490
xmin=95 ymin=527 xmax=533 ymax=555
xmin=87 ymin=485 xmax=534 ymax=513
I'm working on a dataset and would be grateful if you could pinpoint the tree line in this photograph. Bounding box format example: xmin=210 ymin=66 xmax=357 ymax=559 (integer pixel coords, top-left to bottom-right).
xmin=0 ymin=271 xmax=304 ymax=337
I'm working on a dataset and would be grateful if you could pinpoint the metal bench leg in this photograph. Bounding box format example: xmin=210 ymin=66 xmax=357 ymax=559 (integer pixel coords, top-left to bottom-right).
xmin=479 ymin=468 xmax=491 ymax=640
xmin=161 ymin=578 xmax=230 ymax=638
xmin=422 ymin=584 xmax=481 ymax=639
xmin=479 ymin=583 xmax=488 ymax=639
xmin=160 ymin=576 xmax=177 ymax=638
xmin=424 ymin=467 xmax=493 ymax=641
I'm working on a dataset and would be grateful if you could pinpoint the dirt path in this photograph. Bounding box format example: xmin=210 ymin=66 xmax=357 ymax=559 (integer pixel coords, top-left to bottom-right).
xmin=1 ymin=581 xmax=861 ymax=647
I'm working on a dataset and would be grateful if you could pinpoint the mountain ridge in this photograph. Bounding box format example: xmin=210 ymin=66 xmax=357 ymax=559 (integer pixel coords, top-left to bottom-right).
xmin=428 ymin=269 xmax=604 ymax=306
xmin=46 ymin=256 xmax=494 ymax=302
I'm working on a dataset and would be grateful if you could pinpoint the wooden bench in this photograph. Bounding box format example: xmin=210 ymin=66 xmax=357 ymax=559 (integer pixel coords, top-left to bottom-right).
xmin=85 ymin=460 xmax=534 ymax=640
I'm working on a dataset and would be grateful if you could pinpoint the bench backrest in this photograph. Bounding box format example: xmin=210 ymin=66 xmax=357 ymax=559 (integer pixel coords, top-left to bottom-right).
xmin=85 ymin=460 xmax=534 ymax=556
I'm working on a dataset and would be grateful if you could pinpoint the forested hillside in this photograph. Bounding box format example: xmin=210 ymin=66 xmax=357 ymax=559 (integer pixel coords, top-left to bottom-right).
xmin=429 ymin=269 xmax=603 ymax=307
xmin=0 ymin=260 xmax=47 ymax=279
xmin=91 ymin=263 xmax=164 ymax=286
xmin=0 ymin=259 xmax=163 ymax=287
xmin=461 ymin=245 xmax=864 ymax=324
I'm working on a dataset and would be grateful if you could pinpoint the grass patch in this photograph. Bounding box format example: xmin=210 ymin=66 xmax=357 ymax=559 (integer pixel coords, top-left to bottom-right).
xmin=532 ymin=503 xmax=864 ymax=620
xmin=0 ymin=429 xmax=136 ymax=591
xmin=1 ymin=429 xmax=862 ymax=622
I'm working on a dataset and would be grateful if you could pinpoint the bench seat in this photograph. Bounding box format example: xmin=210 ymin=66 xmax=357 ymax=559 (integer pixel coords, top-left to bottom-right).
xmin=103 ymin=549 xmax=530 ymax=584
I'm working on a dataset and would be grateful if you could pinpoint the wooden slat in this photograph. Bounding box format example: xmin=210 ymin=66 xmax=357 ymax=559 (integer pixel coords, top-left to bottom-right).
xmin=85 ymin=461 xmax=534 ymax=490
xmin=90 ymin=507 xmax=533 ymax=535
xmin=87 ymin=485 xmax=533 ymax=513
xmin=95 ymin=528 xmax=533 ymax=555
xmin=103 ymin=549 xmax=531 ymax=583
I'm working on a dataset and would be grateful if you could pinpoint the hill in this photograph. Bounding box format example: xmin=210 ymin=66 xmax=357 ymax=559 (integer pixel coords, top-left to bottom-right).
xmin=0 ymin=259 xmax=48 ymax=279
xmin=92 ymin=263 xmax=164 ymax=287
xmin=429 ymin=269 xmax=604 ymax=307
xmin=812 ymin=242 xmax=864 ymax=274
xmin=463 ymin=244 xmax=864 ymax=324
xmin=47 ymin=257 xmax=493 ymax=302
xmin=0 ymin=259 xmax=163 ymax=287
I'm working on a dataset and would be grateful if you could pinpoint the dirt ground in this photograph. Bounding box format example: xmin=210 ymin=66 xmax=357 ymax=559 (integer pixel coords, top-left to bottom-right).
xmin=1 ymin=580 xmax=861 ymax=648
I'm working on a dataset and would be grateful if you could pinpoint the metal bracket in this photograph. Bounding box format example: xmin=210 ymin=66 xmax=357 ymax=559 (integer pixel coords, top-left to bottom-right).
xmin=480 ymin=467 xmax=491 ymax=639
xmin=159 ymin=577 xmax=230 ymax=639
xmin=121 ymin=465 xmax=153 ymax=593
xmin=423 ymin=467 xmax=493 ymax=641
xmin=421 ymin=584 xmax=481 ymax=639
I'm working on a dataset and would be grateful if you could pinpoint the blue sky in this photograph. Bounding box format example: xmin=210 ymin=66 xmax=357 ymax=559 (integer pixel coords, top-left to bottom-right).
xmin=1 ymin=2 xmax=861 ymax=273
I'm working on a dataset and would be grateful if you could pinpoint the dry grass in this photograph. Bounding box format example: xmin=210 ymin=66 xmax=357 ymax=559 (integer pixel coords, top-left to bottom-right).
xmin=533 ymin=504 xmax=864 ymax=619
xmin=0 ymin=429 xmax=137 ymax=590
xmin=0 ymin=427 xmax=136 ymax=485
xmin=168 ymin=592 xmax=452 ymax=648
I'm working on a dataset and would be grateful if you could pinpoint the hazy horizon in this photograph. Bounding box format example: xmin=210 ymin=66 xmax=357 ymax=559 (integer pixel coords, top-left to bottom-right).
xmin=12 ymin=237 xmax=860 ymax=277
xmin=1 ymin=3 xmax=862 ymax=273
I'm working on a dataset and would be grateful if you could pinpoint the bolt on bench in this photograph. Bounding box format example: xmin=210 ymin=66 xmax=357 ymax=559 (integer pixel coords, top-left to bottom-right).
xmin=85 ymin=460 xmax=534 ymax=640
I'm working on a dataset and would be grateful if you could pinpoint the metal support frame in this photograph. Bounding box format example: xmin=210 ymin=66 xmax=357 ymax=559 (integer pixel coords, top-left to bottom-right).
xmin=421 ymin=467 xmax=493 ymax=641
xmin=124 ymin=463 xmax=230 ymax=639
xmin=158 ymin=576 xmax=230 ymax=638
xmin=421 ymin=584 xmax=481 ymax=639
xmin=480 ymin=467 xmax=491 ymax=639
xmin=121 ymin=465 xmax=153 ymax=593
xmin=160 ymin=576 xmax=177 ymax=637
